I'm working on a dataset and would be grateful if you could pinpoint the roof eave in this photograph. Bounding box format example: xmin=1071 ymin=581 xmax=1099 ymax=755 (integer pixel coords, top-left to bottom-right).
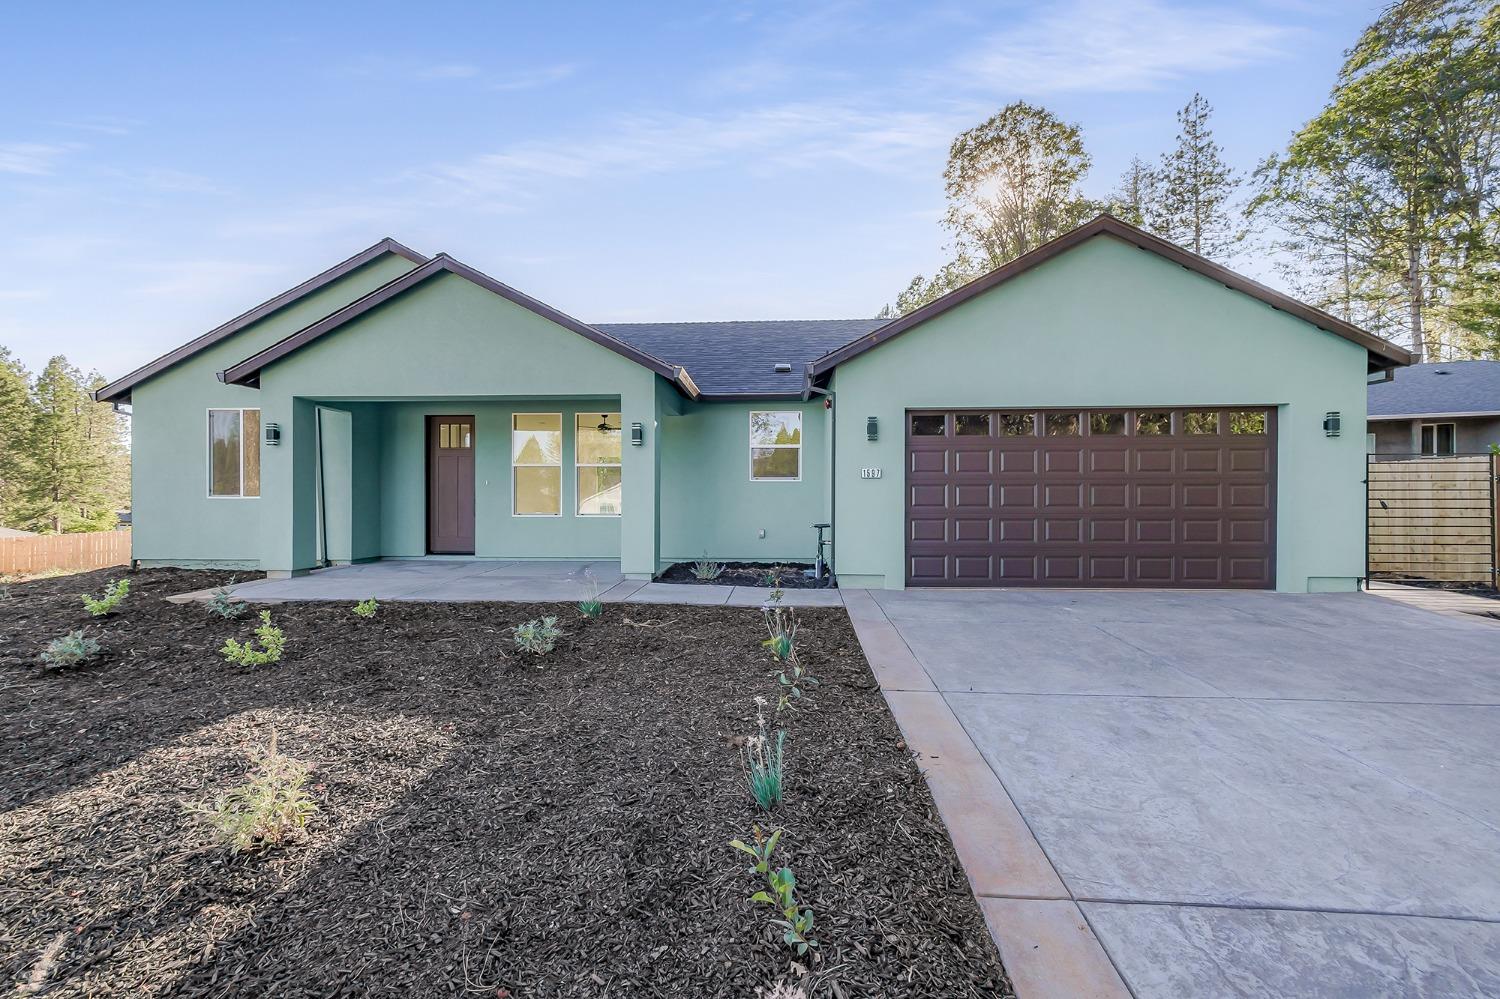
xmin=808 ymin=215 xmax=1415 ymax=377
xmin=93 ymin=238 xmax=427 ymax=403
xmin=1368 ymin=411 xmax=1500 ymax=421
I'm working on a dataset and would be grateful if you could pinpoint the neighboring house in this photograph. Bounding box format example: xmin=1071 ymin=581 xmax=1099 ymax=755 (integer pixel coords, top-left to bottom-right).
xmin=0 ymin=526 xmax=37 ymax=538
xmin=1367 ymin=360 xmax=1500 ymax=457
xmin=95 ymin=215 xmax=1411 ymax=591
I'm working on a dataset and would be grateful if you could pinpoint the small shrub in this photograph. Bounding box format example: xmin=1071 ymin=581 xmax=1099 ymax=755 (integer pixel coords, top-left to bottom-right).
xmin=81 ymin=577 xmax=130 ymax=616
xmin=730 ymin=825 xmax=818 ymax=956
xmin=513 ymin=615 xmax=562 ymax=656
xmin=744 ymin=696 xmax=787 ymax=810
xmin=220 ymin=610 xmax=286 ymax=666
xmin=189 ymin=732 xmax=318 ymax=853
xmin=577 ymin=573 xmax=603 ymax=619
xmin=40 ymin=630 xmax=101 ymax=668
xmin=352 ymin=598 xmax=378 ymax=619
xmin=693 ymin=553 xmax=725 ymax=581
xmin=205 ymin=583 xmax=248 ymax=619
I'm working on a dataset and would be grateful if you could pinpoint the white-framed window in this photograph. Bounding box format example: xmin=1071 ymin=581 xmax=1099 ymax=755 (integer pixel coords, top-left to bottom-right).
xmin=1366 ymin=432 xmax=1377 ymax=454
xmin=749 ymin=411 xmax=802 ymax=481
xmin=512 ymin=413 xmax=562 ymax=516
xmin=1420 ymin=422 xmax=1456 ymax=456
xmin=576 ymin=412 xmax=622 ymax=516
xmin=208 ymin=408 xmax=260 ymax=498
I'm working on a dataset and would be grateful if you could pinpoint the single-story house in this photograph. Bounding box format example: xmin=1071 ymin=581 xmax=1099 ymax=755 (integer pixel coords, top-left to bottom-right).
xmin=95 ymin=215 xmax=1412 ymax=591
xmin=1367 ymin=360 xmax=1500 ymax=456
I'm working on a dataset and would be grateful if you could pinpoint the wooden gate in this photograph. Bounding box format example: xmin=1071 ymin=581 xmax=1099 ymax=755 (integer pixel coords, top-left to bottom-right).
xmin=1368 ymin=455 xmax=1500 ymax=585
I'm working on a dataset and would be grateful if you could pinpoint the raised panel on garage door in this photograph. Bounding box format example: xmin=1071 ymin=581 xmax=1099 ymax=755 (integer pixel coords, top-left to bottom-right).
xmin=905 ymin=407 xmax=1275 ymax=588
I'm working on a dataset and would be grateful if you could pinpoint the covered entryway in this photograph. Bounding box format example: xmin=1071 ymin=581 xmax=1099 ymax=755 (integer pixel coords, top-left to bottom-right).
xmin=906 ymin=407 xmax=1276 ymax=587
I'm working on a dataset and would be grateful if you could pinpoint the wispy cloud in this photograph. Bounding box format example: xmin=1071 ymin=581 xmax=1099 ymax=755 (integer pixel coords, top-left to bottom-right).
xmin=0 ymin=142 xmax=75 ymax=175
xmin=492 ymin=62 xmax=576 ymax=92
xmin=53 ymin=115 xmax=139 ymax=136
xmin=127 ymin=259 xmax=284 ymax=300
xmin=414 ymin=63 xmax=482 ymax=80
xmin=955 ymin=0 xmax=1291 ymax=94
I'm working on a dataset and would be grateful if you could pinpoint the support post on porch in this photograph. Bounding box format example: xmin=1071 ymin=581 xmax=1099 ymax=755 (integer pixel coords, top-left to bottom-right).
xmin=259 ymin=397 xmax=320 ymax=577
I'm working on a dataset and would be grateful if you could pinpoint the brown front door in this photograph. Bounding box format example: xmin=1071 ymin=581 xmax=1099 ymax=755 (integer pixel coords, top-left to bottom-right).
xmin=428 ymin=416 xmax=475 ymax=554
xmin=906 ymin=407 xmax=1277 ymax=588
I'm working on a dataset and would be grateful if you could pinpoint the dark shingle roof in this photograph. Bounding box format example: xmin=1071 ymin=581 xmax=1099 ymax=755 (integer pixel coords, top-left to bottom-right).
xmin=596 ymin=319 xmax=885 ymax=396
xmin=1368 ymin=360 xmax=1500 ymax=418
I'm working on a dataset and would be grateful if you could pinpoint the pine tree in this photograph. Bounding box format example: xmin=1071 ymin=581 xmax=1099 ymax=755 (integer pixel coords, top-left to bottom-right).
xmin=1110 ymin=157 xmax=1163 ymax=229
xmin=0 ymin=347 xmax=35 ymax=526
xmin=17 ymin=357 xmax=121 ymax=533
xmin=1158 ymin=94 xmax=1240 ymax=259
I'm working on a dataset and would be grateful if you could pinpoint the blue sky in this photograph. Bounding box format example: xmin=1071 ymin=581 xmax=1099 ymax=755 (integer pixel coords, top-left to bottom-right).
xmin=1 ymin=0 xmax=1378 ymax=378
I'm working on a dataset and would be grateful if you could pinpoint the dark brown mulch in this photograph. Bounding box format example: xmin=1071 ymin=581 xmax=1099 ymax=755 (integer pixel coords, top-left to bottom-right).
xmin=1 ymin=568 xmax=1010 ymax=998
xmin=658 ymin=561 xmax=830 ymax=588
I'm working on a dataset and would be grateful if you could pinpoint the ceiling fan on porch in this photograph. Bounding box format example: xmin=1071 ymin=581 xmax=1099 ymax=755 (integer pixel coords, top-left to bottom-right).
xmin=594 ymin=415 xmax=620 ymax=432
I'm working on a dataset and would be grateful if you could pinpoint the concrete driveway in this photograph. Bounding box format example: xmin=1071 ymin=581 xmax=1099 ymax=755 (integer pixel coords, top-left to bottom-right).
xmin=868 ymin=587 xmax=1500 ymax=998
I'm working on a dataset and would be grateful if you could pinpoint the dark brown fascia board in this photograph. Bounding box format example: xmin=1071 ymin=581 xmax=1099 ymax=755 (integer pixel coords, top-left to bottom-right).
xmin=808 ymin=214 xmax=1415 ymax=378
xmin=92 ymin=238 xmax=427 ymax=403
xmin=218 ymin=253 xmax=701 ymax=400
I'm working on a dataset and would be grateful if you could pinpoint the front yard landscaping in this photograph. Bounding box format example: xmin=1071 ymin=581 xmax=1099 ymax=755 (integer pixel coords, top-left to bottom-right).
xmin=1 ymin=568 xmax=1010 ymax=997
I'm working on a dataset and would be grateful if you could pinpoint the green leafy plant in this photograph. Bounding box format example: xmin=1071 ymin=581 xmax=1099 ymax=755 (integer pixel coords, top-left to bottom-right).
xmin=513 ymin=615 xmax=562 ymax=655
xmin=205 ymin=582 xmax=248 ymax=619
xmin=744 ymin=696 xmax=787 ymax=810
xmin=220 ymin=610 xmax=286 ymax=666
xmin=693 ymin=553 xmax=725 ymax=581
xmin=730 ymin=825 xmax=818 ymax=956
xmin=41 ymin=630 xmax=101 ymax=668
xmin=81 ymin=577 xmax=129 ymax=616
xmin=188 ymin=732 xmax=318 ymax=853
xmin=762 ymin=596 xmax=817 ymax=711
xmin=577 ymin=573 xmax=603 ymax=619
xmin=352 ymin=598 xmax=378 ymax=619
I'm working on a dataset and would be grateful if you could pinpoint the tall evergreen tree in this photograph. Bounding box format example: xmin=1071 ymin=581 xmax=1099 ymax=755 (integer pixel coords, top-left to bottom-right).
xmin=0 ymin=347 xmax=35 ymax=526
xmin=1109 ymin=156 xmax=1163 ymax=229
xmin=17 ymin=357 xmax=122 ymax=533
xmin=1157 ymin=94 xmax=1240 ymax=259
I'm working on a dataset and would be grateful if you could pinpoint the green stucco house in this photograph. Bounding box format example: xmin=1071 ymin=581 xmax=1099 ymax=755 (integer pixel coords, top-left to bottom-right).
xmin=96 ymin=215 xmax=1411 ymax=591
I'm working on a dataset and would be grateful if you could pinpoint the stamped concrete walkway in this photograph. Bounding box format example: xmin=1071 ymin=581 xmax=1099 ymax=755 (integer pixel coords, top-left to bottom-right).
xmin=851 ymin=585 xmax=1500 ymax=999
xmin=173 ymin=559 xmax=844 ymax=607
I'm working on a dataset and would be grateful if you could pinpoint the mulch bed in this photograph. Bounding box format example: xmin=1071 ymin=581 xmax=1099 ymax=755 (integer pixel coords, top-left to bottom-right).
xmin=658 ymin=561 xmax=829 ymax=588
xmin=1 ymin=568 xmax=1010 ymax=998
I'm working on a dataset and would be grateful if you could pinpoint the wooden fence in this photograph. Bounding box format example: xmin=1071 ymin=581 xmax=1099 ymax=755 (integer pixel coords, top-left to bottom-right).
xmin=1368 ymin=455 xmax=1499 ymax=584
xmin=0 ymin=530 xmax=131 ymax=576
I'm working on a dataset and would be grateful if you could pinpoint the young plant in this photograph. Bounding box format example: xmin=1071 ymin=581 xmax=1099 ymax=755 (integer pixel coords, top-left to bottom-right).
xmin=40 ymin=630 xmax=101 ymax=668
xmin=729 ymin=825 xmax=818 ymax=956
xmin=693 ymin=553 xmax=725 ymax=581
xmin=352 ymin=598 xmax=378 ymax=619
xmin=513 ymin=615 xmax=562 ymax=655
xmin=744 ymin=696 xmax=787 ymax=810
xmin=762 ymin=596 xmax=817 ymax=711
xmin=220 ymin=610 xmax=286 ymax=666
xmin=205 ymin=582 xmax=248 ymax=620
xmin=577 ymin=573 xmax=603 ymax=619
xmin=81 ymin=577 xmax=130 ymax=616
xmin=189 ymin=732 xmax=318 ymax=854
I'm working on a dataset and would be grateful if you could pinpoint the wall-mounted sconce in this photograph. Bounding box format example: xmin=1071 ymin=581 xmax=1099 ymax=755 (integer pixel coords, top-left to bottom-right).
xmin=264 ymin=423 xmax=282 ymax=446
xmin=630 ymin=422 xmax=644 ymax=446
xmin=1323 ymin=411 xmax=1341 ymax=438
xmin=866 ymin=416 xmax=879 ymax=441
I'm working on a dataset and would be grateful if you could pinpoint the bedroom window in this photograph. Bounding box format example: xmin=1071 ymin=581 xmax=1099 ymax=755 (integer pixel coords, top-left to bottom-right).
xmin=1420 ymin=422 xmax=1456 ymax=456
xmin=513 ymin=413 xmax=562 ymax=515
xmin=576 ymin=412 xmax=622 ymax=516
xmin=750 ymin=411 xmax=802 ymax=481
xmin=208 ymin=408 xmax=260 ymax=498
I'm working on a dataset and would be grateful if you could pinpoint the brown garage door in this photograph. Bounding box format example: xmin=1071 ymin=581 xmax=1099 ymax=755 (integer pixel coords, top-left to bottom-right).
xmin=906 ymin=407 xmax=1276 ymax=588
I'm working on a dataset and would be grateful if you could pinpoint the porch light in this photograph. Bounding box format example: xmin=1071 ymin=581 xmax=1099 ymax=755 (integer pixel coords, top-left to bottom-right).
xmin=630 ymin=422 xmax=644 ymax=446
xmin=866 ymin=416 xmax=878 ymax=441
xmin=1323 ymin=412 xmax=1341 ymax=438
xmin=264 ymin=423 xmax=282 ymax=446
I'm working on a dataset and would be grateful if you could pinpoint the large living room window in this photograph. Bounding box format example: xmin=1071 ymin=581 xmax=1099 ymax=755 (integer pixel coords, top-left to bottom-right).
xmin=1421 ymin=422 xmax=1456 ymax=455
xmin=576 ymin=412 xmax=622 ymax=516
xmin=208 ymin=408 xmax=260 ymax=498
xmin=750 ymin=411 xmax=801 ymax=481
xmin=513 ymin=413 xmax=562 ymax=516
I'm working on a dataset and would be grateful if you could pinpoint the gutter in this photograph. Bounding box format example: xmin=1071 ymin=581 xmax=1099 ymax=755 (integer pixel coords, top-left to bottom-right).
xmin=807 ymin=371 xmax=835 ymax=585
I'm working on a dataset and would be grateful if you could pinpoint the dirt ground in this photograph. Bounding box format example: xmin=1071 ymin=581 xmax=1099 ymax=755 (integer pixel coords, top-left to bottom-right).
xmin=1 ymin=568 xmax=1010 ymax=998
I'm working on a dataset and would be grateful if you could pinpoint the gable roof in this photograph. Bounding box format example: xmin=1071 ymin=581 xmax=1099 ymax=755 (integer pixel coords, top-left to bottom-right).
xmin=218 ymin=253 xmax=701 ymax=399
xmin=598 ymin=320 xmax=884 ymax=397
xmin=1368 ymin=359 xmax=1500 ymax=419
xmin=809 ymin=214 xmax=1414 ymax=377
xmin=94 ymin=238 xmax=427 ymax=403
